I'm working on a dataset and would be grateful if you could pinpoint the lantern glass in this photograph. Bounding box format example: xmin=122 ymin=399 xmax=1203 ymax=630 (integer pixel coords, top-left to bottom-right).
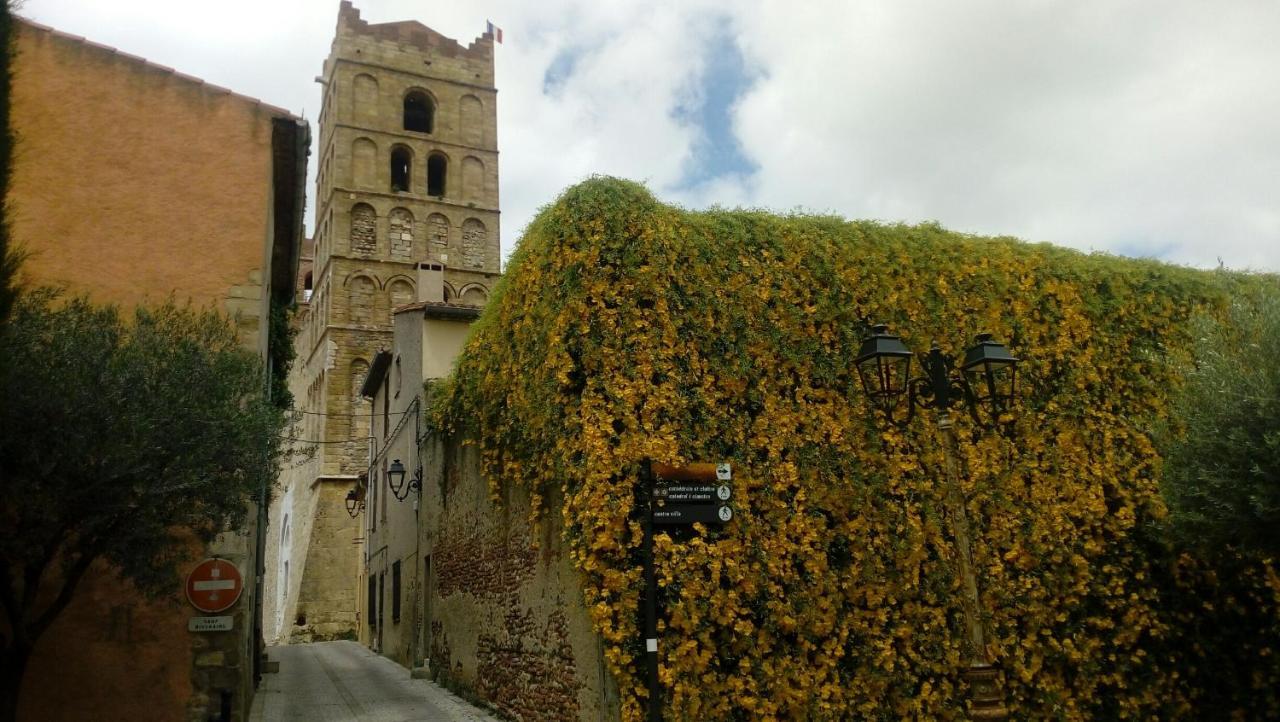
xmin=345 ymin=489 xmax=359 ymax=517
xmin=387 ymin=459 xmax=407 ymax=497
xmin=855 ymin=324 xmax=914 ymax=415
xmin=961 ymin=333 xmax=1019 ymax=419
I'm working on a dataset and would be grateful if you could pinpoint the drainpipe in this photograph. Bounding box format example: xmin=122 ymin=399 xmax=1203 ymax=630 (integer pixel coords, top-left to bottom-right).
xmin=254 ymin=355 xmax=272 ymax=688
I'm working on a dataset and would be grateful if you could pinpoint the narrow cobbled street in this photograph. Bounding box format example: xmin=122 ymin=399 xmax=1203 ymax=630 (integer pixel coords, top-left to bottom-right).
xmin=250 ymin=641 xmax=503 ymax=721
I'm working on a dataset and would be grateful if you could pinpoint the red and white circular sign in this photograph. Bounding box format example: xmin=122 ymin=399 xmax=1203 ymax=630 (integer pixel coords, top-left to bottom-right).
xmin=185 ymin=558 xmax=244 ymax=614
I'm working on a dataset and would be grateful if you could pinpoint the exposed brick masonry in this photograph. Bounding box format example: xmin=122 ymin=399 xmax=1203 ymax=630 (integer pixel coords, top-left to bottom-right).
xmin=434 ymin=521 xmax=537 ymax=599
xmin=476 ymin=604 xmax=582 ymax=722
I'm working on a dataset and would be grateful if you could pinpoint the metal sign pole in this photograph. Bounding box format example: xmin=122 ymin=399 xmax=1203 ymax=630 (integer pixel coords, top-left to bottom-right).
xmin=641 ymin=459 xmax=662 ymax=722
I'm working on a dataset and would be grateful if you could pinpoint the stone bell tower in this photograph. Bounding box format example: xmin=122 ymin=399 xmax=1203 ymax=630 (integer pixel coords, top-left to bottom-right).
xmin=264 ymin=1 xmax=501 ymax=643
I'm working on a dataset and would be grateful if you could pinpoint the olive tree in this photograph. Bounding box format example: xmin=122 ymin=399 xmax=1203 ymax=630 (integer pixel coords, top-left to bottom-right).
xmin=1160 ymin=288 xmax=1280 ymax=557
xmin=0 ymin=291 xmax=285 ymax=721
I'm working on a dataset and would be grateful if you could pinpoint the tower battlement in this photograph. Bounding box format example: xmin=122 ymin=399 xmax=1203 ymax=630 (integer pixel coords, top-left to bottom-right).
xmin=335 ymin=1 xmax=493 ymax=75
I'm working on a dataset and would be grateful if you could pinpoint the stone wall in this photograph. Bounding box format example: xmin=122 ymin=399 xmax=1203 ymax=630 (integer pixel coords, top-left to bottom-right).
xmin=416 ymin=440 xmax=622 ymax=722
xmin=288 ymin=482 xmax=361 ymax=641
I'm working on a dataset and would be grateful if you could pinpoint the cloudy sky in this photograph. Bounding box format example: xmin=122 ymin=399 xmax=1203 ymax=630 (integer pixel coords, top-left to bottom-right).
xmin=22 ymin=0 xmax=1280 ymax=271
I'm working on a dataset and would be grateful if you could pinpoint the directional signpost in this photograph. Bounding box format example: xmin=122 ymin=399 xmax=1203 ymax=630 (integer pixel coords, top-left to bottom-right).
xmin=650 ymin=461 xmax=734 ymax=527
xmin=641 ymin=459 xmax=735 ymax=722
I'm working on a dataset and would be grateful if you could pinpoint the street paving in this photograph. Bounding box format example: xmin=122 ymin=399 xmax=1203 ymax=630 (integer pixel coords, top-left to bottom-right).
xmin=250 ymin=640 xmax=503 ymax=721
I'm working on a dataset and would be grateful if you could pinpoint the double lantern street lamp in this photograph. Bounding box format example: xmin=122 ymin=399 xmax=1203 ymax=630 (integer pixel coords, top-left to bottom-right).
xmin=345 ymin=459 xmax=420 ymax=518
xmin=854 ymin=324 xmax=1019 ymax=721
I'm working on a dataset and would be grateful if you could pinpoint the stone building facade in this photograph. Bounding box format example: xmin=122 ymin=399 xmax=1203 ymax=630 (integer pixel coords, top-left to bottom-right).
xmin=7 ymin=17 xmax=308 ymax=722
xmin=363 ymin=305 xmax=622 ymax=721
xmin=265 ymin=1 xmax=501 ymax=646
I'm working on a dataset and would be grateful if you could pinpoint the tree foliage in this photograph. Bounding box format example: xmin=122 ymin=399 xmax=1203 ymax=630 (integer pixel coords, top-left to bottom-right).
xmin=0 ymin=290 xmax=285 ymax=716
xmin=1160 ymin=288 xmax=1280 ymax=557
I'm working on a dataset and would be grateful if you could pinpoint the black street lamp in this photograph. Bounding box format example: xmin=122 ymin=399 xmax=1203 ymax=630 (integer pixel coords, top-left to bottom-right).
xmin=855 ymin=324 xmax=1019 ymax=720
xmin=387 ymin=459 xmax=407 ymax=498
xmin=855 ymin=325 xmax=1019 ymax=430
xmin=387 ymin=458 xmax=423 ymax=502
xmin=345 ymin=488 xmax=365 ymax=518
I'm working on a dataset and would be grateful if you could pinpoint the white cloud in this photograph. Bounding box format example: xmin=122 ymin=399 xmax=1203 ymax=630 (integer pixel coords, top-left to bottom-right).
xmin=729 ymin=0 xmax=1280 ymax=269
xmin=20 ymin=0 xmax=1280 ymax=271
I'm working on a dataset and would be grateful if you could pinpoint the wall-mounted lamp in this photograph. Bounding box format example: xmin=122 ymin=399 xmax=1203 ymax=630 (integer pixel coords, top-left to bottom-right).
xmin=344 ymin=488 xmax=365 ymax=518
xmin=388 ymin=458 xmax=422 ymax=502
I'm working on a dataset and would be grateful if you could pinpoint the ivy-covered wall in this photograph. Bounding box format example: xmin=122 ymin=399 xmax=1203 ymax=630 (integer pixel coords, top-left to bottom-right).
xmin=430 ymin=177 xmax=1280 ymax=720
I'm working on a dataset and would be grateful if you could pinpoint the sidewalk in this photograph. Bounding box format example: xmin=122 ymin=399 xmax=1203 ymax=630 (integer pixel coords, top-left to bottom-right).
xmin=250 ymin=640 xmax=504 ymax=721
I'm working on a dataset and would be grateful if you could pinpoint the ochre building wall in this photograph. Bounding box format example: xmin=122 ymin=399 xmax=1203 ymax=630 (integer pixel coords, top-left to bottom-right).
xmin=8 ymin=19 xmax=300 ymax=722
xmin=10 ymin=22 xmax=276 ymax=327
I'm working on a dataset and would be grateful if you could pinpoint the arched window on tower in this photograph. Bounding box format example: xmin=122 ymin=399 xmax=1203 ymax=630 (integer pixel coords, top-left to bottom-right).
xmin=390 ymin=146 xmax=412 ymax=193
xmin=427 ymin=153 xmax=448 ymax=197
xmin=404 ymin=91 xmax=433 ymax=133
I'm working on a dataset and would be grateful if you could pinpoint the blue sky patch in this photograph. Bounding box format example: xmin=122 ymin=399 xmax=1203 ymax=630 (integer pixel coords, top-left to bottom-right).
xmin=543 ymin=47 xmax=581 ymax=95
xmin=675 ymin=19 xmax=759 ymax=189
xmin=1111 ymin=238 xmax=1180 ymax=263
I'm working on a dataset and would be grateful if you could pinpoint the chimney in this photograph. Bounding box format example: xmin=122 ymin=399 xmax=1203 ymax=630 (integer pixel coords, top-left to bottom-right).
xmin=417 ymin=262 xmax=444 ymax=303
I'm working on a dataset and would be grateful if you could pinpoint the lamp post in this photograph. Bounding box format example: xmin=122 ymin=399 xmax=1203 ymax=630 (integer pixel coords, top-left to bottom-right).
xmin=854 ymin=324 xmax=1018 ymax=720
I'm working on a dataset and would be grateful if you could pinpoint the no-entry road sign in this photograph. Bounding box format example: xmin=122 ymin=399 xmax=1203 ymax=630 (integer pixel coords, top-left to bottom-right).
xmin=185 ymin=558 xmax=243 ymax=614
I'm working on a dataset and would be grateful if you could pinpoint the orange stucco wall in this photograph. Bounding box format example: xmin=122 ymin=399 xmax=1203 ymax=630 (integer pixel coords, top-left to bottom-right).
xmin=17 ymin=564 xmax=196 ymax=722
xmin=7 ymin=19 xmax=292 ymax=722
xmin=9 ymin=21 xmax=275 ymax=310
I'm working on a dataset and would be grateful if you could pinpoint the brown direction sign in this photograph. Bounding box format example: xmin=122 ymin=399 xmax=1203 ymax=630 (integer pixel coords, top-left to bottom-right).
xmin=652 ymin=462 xmax=719 ymax=482
xmin=185 ymin=558 xmax=243 ymax=614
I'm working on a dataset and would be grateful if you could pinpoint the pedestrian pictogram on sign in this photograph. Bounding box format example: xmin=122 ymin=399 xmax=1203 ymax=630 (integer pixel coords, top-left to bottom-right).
xmin=185 ymin=558 xmax=243 ymax=614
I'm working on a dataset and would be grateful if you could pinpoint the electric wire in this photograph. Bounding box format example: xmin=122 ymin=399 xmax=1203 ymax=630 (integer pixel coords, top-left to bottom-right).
xmin=290 ymin=408 xmax=412 ymax=418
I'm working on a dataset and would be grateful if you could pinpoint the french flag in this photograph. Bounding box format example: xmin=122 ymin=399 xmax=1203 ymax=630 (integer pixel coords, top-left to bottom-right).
xmin=486 ymin=20 xmax=503 ymax=44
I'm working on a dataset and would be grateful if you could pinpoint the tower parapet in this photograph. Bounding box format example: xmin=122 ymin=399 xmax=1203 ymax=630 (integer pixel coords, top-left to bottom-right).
xmin=334 ymin=0 xmax=494 ymax=84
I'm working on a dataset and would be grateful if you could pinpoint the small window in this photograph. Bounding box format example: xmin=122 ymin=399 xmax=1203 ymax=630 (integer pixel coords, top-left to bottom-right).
xmin=390 ymin=147 xmax=412 ymax=193
xmin=367 ymin=576 xmax=376 ymax=628
xmin=427 ymin=153 xmax=447 ymax=197
xmin=391 ymin=561 xmax=402 ymax=623
xmin=404 ymin=91 xmax=433 ymax=133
